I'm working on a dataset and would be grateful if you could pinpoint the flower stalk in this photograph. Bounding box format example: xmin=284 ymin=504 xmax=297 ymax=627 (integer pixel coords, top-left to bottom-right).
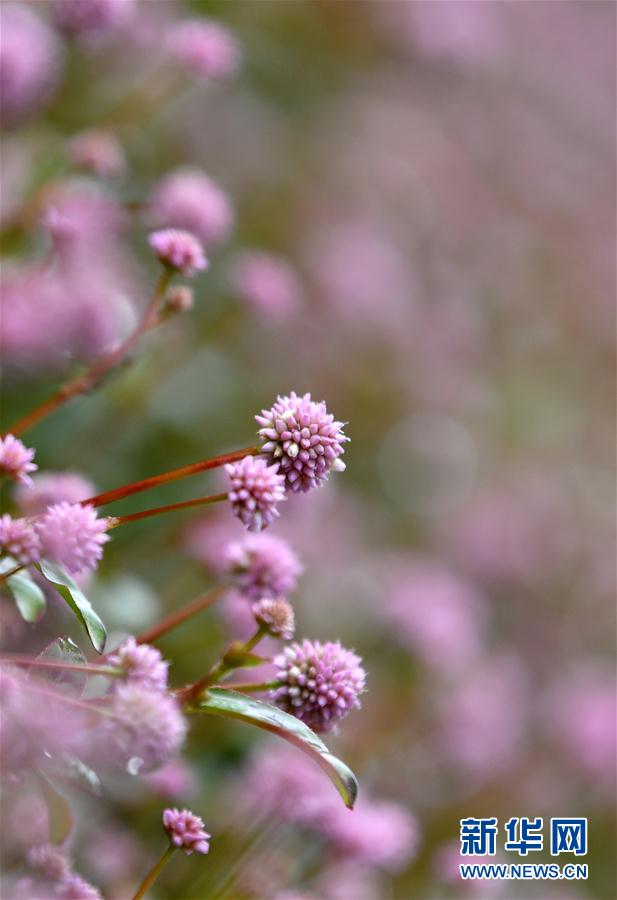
xmin=106 ymin=492 xmax=228 ymax=528
xmin=83 ymin=446 xmax=260 ymax=509
xmin=136 ymin=585 xmax=228 ymax=645
xmin=132 ymin=844 xmax=177 ymax=900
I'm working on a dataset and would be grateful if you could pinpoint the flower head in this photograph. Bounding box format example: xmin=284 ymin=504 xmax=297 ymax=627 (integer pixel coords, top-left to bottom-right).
xmin=164 ymin=285 xmax=194 ymax=314
xmin=223 ymin=533 xmax=303 ymax=600
xmin=0 ymin=434 xmax=37 ymax=487
xmin=225 ymin=455 xmax=286 ymax=532
xmin=253 ymin=597 xmax=295 ymax=640
xmin=107 ymin=637 xmax=169 ymax=692
xmin=148 ymin=168 xmax=233 ymax=249
xmin=35 ymin=502 xmax=110 ymax=575
xmin=106 ymin=684 xmax=187 ymax=773
xmin=272 ymin=639 xmax=366 ymax=732
xmin=256 ymin=392 xmax=348 ymax=493
xmin=149 ymin=229 xmax=208 ymax=277
xmin=27 ymin=844 xmax=71 ymax=882
xmin=0 ymin=514 xmax=40 ymax=565
xmin=168 ymin=18 xmax=240 ymax=80
xmin=16 ymin=471 xmax=96 ymax=517
xmin=162 ymin=807 xmax=211 ymax=855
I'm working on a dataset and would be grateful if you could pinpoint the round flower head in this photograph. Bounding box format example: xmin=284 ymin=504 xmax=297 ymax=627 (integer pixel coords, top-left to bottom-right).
xmin=168 ymin=18 xmax=240 ymax=80
xmin=67 ymin=130 xmax=125 ymax=178
xmin=223 ymin=533 xmax=303 ymax=600
xmin=256 ymin=392 xmax=349 ymax=493
xmin=27 ymin=844 xmax=71 ymax=882
xmin=253 ymin=597 xmax=295 ymax=640
xmin=53 ymin=0 xmax=134 ymax=37
xmin=226 ymin=455 xmax=286 ymax=532
xmin=106 ymin=637 xmax=169 ymax=692
xmin=16 ymin=471 xmax=96 ymax=517
xmin=163 ymin=807 xmax=211 ymax=855
xmin=0 ymin=4 xmax=61 ymax=124
xmin=56 ymin=874 xmax=102 ymax=900
xmin=272 ymin=639 xmax=366 ymax=732
xmin=35 ymin=502 xmax=110 ymax=575
xmin=149 ymin=228 xmax=208 ymax=277
xmin=0 ymin=514 xmax=40 ymax=565
xmin=105 ymin=684 xmax=187 ymax=773
xmin=164 ymin=285 xmax=194 ymax=314
xmin=148 ymin=168 xmax=234 ymax=249
xmin=0 ymin=434 xmax=37 ymax=486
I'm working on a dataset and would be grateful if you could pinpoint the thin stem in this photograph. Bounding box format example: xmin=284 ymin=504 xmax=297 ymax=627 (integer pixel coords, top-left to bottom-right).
xmin=107 ymin=492 xmax=228 ymax=528
xmin=0 ymin=654 xmax=120 ymax=677
xmin=132 ymin=844 xmax=177 ymax=900
xmin=136 ymin=585 xmax=228 ymax=645
xmin=4 ymin=269 xmax=173 ymax=437
xmin=219 ymin=680 xmax=280 ymax=693
xmin=0 ymin=563 xmax=26 ymax=584
xmin=84 ymin=446 xmax=260 ymax=509
xmin=181 ymin=626 xmax=267 ymax=703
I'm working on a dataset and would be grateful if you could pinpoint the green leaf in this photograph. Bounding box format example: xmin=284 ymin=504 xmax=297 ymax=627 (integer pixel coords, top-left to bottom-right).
xmin=196 ymin=688 xmax=359 ymax=809
xmin=0 ymin=558 xmax=46 ymax=623
xmin=35 ymin=770 xmax=73 ymax=844
xmin=38 ymin=560 xmax=106 ymax=654
xmin=35 ymin=636 xmax=87 ymax=696
xmin=222 ymin=644 xmax=270 ymax=669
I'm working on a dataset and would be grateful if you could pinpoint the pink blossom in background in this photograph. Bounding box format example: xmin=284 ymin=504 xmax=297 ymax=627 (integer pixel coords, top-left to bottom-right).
xmin=386 ymin=560 xmax=487 ymax=675
xmin=222 ymin=532 xmax=303 ymax=601
xmin=16 ymin=472 xmax=96 ymax=517
xmin=436 ymin=654 xmax=529 ymax=782
xmin=148 ymin=167 xmax=234 ymax=250
xmin=145 ymin=759 xmax=198 ymax=799
xmin=394 ymin=0 xmax=505 ymax=65
xmin=67 ymin=130 xmax=126 ymax=178
xmin=544 ymin=664 xmax=617 ymax=787
xmin=321 ymin=796 xmax=420 ymax=872
xmin=0 ymin=4 xmax=62 ymax=124
xmin=228 ymin=251 xmax=302 ymax=320
xmin=167 ymin=18 xmax=240 ymax=80
xmin=52 ymin=0 xmax=135 ymax=39
xmin=0 ymin=514 xmax=41 ymax=565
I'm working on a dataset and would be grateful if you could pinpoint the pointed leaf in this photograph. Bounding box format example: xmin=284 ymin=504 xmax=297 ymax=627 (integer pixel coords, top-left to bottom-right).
xmin=35 ymin=637 xmax=88 ymax=696
xmin=0 ymin=558 xmax=46 ymax=623
xmin=196 ymin=688 xmax=358 ymax=809
xmin=38 ymin=560 xmax=106 ymax=654
xmin=35 ymin=770 xmax=73 ymax=844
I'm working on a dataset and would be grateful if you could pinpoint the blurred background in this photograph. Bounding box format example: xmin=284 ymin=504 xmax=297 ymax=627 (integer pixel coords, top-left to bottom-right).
xmin=1 ymin=1 xmax=615 ymax=898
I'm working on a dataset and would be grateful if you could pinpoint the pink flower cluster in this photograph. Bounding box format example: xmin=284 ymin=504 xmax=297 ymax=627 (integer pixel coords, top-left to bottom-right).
xmin=225 ymin=455 xmax=286 ymax=532
xmin=163 ymin=808 xmax=210 ymax=855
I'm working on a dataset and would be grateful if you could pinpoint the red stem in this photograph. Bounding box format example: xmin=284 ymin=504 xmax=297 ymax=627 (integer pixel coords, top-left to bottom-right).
xmin=136 ymin=585 xmax=228 ymax=645
xmin=108 ymin=492 xmax=228 ymax=527
xmin=84 ymin=446 xmax=260 ymax=509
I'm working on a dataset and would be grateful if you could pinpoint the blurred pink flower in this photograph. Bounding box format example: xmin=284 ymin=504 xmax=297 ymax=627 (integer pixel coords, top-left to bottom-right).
xmin=67 ymin=130 xmax=126 ymax=178
xmin=228 ymin=251 xmax=302 ymax=320
xmin=148 ymin=168 xmax=234 ymax=250
xmin=27 ymin=845 xmax=71 ymax=882
xmin=145 ymin=758 xmax=197 ymax=799
xmin=106 ymin=637 xmax=169 ymax=692
xmin=223 ymin=533 xmax=303 ymax=601
xmin=0 ymin=4 xmax=62 ymax=124
xmin=0 ymin=514 xmax=41 ymax=565
xmin=53 ymin=0 xmax=135 ymax=38
xmin=386 ymin=560 xmax=487 ymax=675
xmin=321 ymin=796 xmax=420 ymax=872
xmin=167 ymin=18 xmax=240 ymax=80
xmin=16 ymin=472 xmax=96 ymax=517
xmin=104 ymin=683 xmax=187 ymax=773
